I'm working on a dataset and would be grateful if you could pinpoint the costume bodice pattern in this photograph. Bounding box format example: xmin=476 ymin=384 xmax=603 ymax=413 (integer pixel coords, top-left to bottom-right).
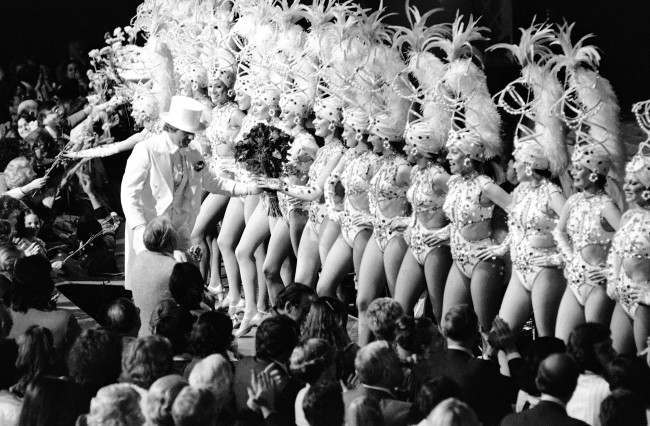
xmin=406 ymin=163 xmax=447 ymax=215
xmin=509 ymin=180 xmax=561 ymax=238
xmin=565 ymin=192 xmax=614 ymax=251
xmin=341 ymin=151 xmax=379 ymax=196
xmin=611 ymin=209 xmax=650 ymax=260
xmin=368 ymin=155 xmax=409 ymax=216
xmin=308 ymin=139 xmax=344 ymax=185
xmin=443 ymin=174 xmax=494 ymax=228
xmin=205 ymin=102 xmax=239 ymax=151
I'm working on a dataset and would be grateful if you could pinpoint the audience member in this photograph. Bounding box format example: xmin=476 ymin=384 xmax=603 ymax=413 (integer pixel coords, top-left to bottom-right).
xmin=188 ymin=354 xmax=234 ymax=422
xmin=500 ymin=353 xmax=588 ymax=426
xmin=12 ymin=325 xmax=55 ymax=397
xmin=421 ymin=398 xmax=480 ymax=426
xmin=16 ymin=376 xmax=84 ymax=426
xmin=129 ymin=217 xmax=179 ymax=336
xmin=119 ymin=335 xmax=173 ymax=389
xmin=149 ymin=299 xmax=194 ymax=356
xmin=0 ymin=301 xmax=17 ymax=389
xmin=598 ymin=389 xmax=647 ymax=426
xmin=169 ymin=262 xmax=205 ymax=312
xmin=105 ymin=297 xmax=141 ymax=338
xmin=410 ymin=376 xmax=462 ymax=424
xmin=273 ymin=283 xmax=316 ymax=325
xmin=8 ymin=255 xmax=80 ymax=351
xmin=66 ymin=328 xmax=122 ymax=411
xmin=302 ymin=380 xmax=344 ymax=426
xmin=606 ymin=355 xmax=650 ymax=403
xmin=566 ymin=323 xmax=615 ymax=426
xmin=144 ymin=375 xmax=188 ymax=426
xmin=171 ymin=386 xmax=218 ymax=426
xmin=86 ymin=383 xmax=145 ymax=426
xmin=0 ymin=243 xmax=19 ymax=304
xmin=187 ymin=311 xmax=234 ymax=361
xmin=347 ymin=395 xmax=385 ymax=426
xmin=366 ymin=297 xmax=404 ymax=343
xmin=344 ymin=340 xmax=411 ymax=426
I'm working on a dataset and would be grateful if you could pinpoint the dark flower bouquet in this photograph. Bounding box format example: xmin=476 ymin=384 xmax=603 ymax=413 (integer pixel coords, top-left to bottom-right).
xmin=234 ymin=123 xmax=292 ymax=216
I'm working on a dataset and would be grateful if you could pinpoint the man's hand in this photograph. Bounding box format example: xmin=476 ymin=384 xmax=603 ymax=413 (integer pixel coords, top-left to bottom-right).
xmin=489 ymin=317 xmax=518 ymax=354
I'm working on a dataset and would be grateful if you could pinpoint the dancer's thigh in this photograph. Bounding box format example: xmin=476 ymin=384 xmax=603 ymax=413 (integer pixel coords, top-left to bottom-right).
xmin=317 ymin=236 xmax=353 ymax=297
xmin=394 ymin=249 xmax=426 ymax=314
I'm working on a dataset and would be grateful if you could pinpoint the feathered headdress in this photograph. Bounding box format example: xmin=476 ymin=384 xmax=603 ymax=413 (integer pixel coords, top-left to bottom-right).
xmin=627 ymin=100 xmax=650 ymax=189
xmin=549 ymin=22 xmax=623 ymax=180
xmin=488 ymin=20 xmax=567 ymax=175
xmin=434 ymin=14 xmax=501 ymax=160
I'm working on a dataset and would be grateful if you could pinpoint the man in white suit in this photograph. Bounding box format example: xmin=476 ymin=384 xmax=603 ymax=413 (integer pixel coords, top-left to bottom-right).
xmin=121 ymin=96 xmax=207 ymax=288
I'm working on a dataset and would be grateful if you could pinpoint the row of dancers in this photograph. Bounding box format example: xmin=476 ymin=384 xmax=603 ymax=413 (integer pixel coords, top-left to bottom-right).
xmin=72 ymin=0 xmax=650 ymax=354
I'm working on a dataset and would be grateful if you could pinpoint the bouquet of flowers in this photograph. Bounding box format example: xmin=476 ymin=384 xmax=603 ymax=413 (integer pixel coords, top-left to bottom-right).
xmin=234 ymin=123 xmax=292 ymax=216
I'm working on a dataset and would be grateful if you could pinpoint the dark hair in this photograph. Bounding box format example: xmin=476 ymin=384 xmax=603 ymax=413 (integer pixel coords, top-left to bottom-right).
xmin=149 ymin=299 xmax=194 ymax=354
xmin=300 ymin=298 xmax=350 ymax=350
xmin=14 ymin=325 xmax=54 ymax=396
xmin=169 ymin=263 xmax=204 ymax=310
xmin=355 ymin=341 xmax=403 ymax=388
xmin=255 ymin=315 xmax=298 ymax=362
xmin=143 ymin=217 xmax=178 ymax=254
xmin=366 ymin=297 xmax=404 ymax=343
xmin=395 ymin=316 xmax=439 ymax=356
xmin=17 ymin=376 xmax=84 ymax=426
xmin=172 ymin=386 xmax=217 ymax=426
xmin=290 ymin=338 xmax=335 ymax=384
xmin=599 ymin=389 xmax=647 ymax=426
xmin=303 ymin=381 xmax=344 ymax=426
xmin=188 ymin=311 xmax=233 ymax=358
xmin=163 ymin=123 xmax=181 ymax=134
xmin=11 ymin=255 xmax=53 ymax=312
xmin=441 ymin=304 xmax=479 ymax=344
xmin=11 ymin=209 xmax=38 ymax=240
xmin=119 ymin=335 xmax=173 ymax=389
xmin=388 ymin=139 xmax=406 ymax=155
xmin=606 ymin=355 xmax=650 ymax=402
xmin=567 ymin=322 xmax=612 ymax=375
xmin=105 ymin=297 xmax=140 ymax=336
xmin=274 ymin=283 xmax=315 ymax=312
xmin=411 ymin=376 xmax=462 ymax=423
xmin=67 ymin=329 xmax=122 ymax=401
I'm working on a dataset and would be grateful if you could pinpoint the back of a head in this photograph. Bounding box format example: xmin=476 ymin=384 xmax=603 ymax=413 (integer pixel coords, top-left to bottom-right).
xmin=527 ymin=336 xmax=566 ymax=372
xmin=67 ymin=328 xmax=122 ymax=394
xmin=14 ymin=325 xmax=54 ymax=395
xmin=88 ymin=383 xmax=145 ymax=426
xmin=188 ymin=354 xmax=233 ymax=410
xmin=414 ymin=377 xmax=462 ymax=423
xmin=396 ymin=316 xmax=440 ymax=357
xmin=535 ymin=353 xmax=580 ymax=402
xmin=12 ymin=255 xmax=53 ymax=312
xmin=4 ymin=156 xmax=35 ymax=190
xmin=607 ymin=355 xmax=650 ymax=400
xmin=567 ymin=322 xmax=612 ymax=374
xmin=172 ymin=386 xmax=217 ymax=426
xmin=441 ymin=305 xmax=478 ymax=345
xmin=599 ymin=389 xmax=647 ymax=426
xmin=17 ymin=376 xmax=84 ymax=426
xmin=424 ymin=398 xmax=480 ymax=426
xmin=169 ymin=262 xmax=204 ymax=310
xmin=149 ymin=298 xmax=194 ymax=354
xmin=274 ymin=283 xmax=315 ymax=315
xmin=143 ymin=217 xmax=178 ymax=254
xmin=300 ymin=298 xmax=348 ymax=350
xmin=105 ymin=297 xmax=141 ymax=337
xmin=354 ymin=340 xmax=403 ymax=388
xmin=348 ymin=395 xmax=384 ymax=426
xmin=290 ymin=338 xmax=335 ymax=384
xmin=0 ymin=301 xmax=12 ymax=338
xmin=188 ymin=311 xmax=233 ymax=358
xmin=120 ymin=335 xmax=173 ymax=389
xmin=303 ymin=380 xmax=344 ymax=426
xmin=145 ymin=374 xmax=188 ymax=426
xmin=366 ymin=297 xmax=404 ymax=342
xmin=255 ymin=315 xmax=299 ymax=362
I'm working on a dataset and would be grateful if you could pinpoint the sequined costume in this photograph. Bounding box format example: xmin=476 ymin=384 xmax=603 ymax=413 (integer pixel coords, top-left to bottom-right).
xmin=404 ymin=163 xmax=448 ymax=265
xmin=562 ymin=192 xmax=615 ymax=305
xmin=324 ymin=148 xmax=359 ymax=223
xmin=610 ymin=209 xmax=650 ymax=317
xmin=339 ymin=151 xmax=380 ymax=246
xmin=509 ymin=180 xmax=563 ymax=290
xmin=205 ymin=101 xmax=240 ymax=179
xmin=443 ymin=174 xmax=495 ymax=277
xmin=368 ymin=155 xmax=410 ymax=252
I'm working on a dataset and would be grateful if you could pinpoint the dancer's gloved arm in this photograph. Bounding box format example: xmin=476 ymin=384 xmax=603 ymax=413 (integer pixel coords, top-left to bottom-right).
xmin=203 ymin=172 xmax=260 ymax=196
xmin=281 ymin=149 xmax=344 ymax=201
xmin=64 ymin=130 xmax=148 ymax=159
xmin=553 ymin=199 xmax=574 ymax=263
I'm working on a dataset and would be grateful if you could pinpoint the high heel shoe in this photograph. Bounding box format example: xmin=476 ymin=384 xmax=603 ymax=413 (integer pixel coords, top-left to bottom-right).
xmin=251 ymin=311 xmax=270 ymax=327
xmin=235 ymin=311 xmax=258 ymax=338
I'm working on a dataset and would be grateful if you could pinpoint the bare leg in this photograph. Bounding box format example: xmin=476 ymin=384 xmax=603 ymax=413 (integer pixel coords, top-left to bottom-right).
xmin=394 ymin=249 xmax=426 ymax=315
xmin=264 ymin=218 xmax=292 ymax=304
xmin=280 ymin=256 xmax=294 ymax=286
xmin=316 ymin=236 xmax=353 ymax=298
xmin=208 ymin=236 xmax=222 ymax=291
xmin=498 ymin=273 xmax=532 ymax=334
xmin=442 ymin=264 xmax=472 ymax=321
xmin=288 ymin=211 xmax=308 ymax=255
xmin=234 ymin=202 xmax=270 ymax=336
xmin=352 ymin=230 xmax=372 ymax=276
xmin=470 ymin=261 xmax=506 ymax=332
xmin=319 ymin=219 xmax=340 ymax=265
xmin=531 ymin=268 xmax=566 ymax=336
xmin=295 ymin=223 xmax=321 ymax=287
xmin=611 ymin=303 xmax=634 ymax=354
xmin=383 ymin=236 xmax=407 ymax=297
xmin=584 ymin=287 xmax=614 ymax=327
xmin=255 ymin=242 xmax=268 ymax=313
xmin=555 ymin=289 xmax=585 ymax=343
xmin=423 ymin=246 xmax=452 ymax=324
xmin=190 ymin=193 xmax=229 ymax=283
xmin=634 ymin=305 xmax=650 ymax=353
xmin=357 ymin=237 xmax=387 ymax=346
xmin=216 ymin=197 xmax=245 ymax=308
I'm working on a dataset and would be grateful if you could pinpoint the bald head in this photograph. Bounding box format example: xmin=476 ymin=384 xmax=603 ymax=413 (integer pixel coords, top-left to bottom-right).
xmin=535 ymin=353 xmax=580 ymax=402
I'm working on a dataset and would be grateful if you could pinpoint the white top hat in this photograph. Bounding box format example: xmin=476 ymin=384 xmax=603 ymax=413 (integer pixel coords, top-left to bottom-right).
xmin=160 ymin=96 xmax=206 ymax=133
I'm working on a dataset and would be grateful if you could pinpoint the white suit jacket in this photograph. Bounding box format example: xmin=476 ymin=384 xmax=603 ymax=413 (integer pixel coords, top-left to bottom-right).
xmin=120 ymin=132 xmax=204 ymax=287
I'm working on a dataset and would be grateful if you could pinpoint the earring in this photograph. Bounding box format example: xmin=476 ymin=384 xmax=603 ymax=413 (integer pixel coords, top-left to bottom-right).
xmin=227 ymin=89 xmax=234 ymax=98
xmin=269 ymin=108 xmax=276 ymax=117
xmin=642 ymin=190 xmax=650 ymax=201
xmin=463 ymin=157 xmax=472 ymax=168
xmin=355 ymin=132 xmax=363 ymax=142
xmin=294 ymin=115 xmax=301 ymax=125
xmin=588 ymin=172 xmax=599 ymax=183
xmin=382 ymin=139 xmax=391 ymax=152
xmin=525 ymin=164 xmax=533 ymax=176
xmin=328 ymin=122 xmax=336 ymax=132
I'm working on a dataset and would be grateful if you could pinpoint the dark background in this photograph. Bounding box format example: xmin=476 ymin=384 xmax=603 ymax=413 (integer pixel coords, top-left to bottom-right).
xmin=0 ymin=0 xmax=648 ymax=114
